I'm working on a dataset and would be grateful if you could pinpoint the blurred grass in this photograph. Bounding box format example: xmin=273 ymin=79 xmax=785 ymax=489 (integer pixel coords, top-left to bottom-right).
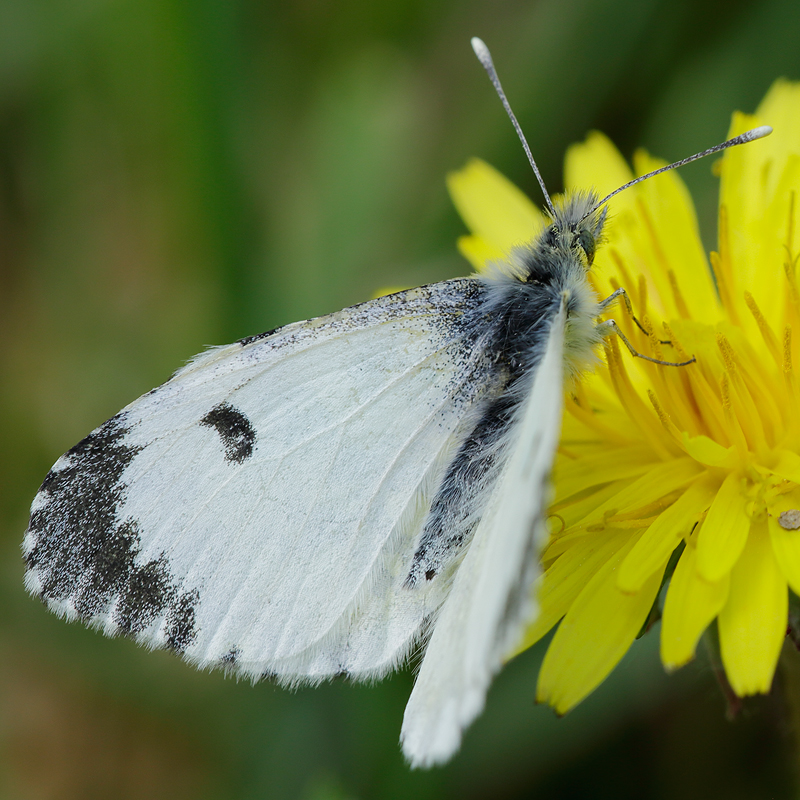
xmin=2 ymin=1 xmax=800 ymax=798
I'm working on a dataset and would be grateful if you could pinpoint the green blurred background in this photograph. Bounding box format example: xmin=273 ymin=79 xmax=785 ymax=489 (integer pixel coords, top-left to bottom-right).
xmin=2 ymin=1 xmax=800 ymax=798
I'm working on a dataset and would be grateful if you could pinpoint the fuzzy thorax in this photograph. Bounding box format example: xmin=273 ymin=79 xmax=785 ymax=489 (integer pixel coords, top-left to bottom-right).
xmin=479 ymin=189 xmax=608 ymax=383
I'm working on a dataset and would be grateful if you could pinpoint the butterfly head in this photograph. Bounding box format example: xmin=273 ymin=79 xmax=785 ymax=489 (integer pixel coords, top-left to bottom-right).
xmin=507 ymin=190 xmax=607 ymax=292
xmin=535 ymin=191 xmax=607 ymax=276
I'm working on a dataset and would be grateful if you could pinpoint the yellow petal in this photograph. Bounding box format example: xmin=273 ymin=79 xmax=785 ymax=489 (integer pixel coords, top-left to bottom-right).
xmin=660 ymin=540 xmax=729 ymax=669
xmin=548 ymin=480 xmax=628 ymax=537
xmin=618 ymin=474 xmax=718 ymax=592
xmin=719 ymin=98 xmax=800 ymax=321
xmin=753 ymin=81 xmax=800 ymax=310
xmin=515 ymin=529 xmax=631 ymax=654
xmin=564 ymin=130 xmax=633 ymax=205
xmin=695 ymin=472 xmax=751 ymax=582
xmin=536 ymin=533 xmax=663 ymax=714
xmin=680 ymin=433 xmax=739 ymax=469
xmin=552 ymin=444 xmax=655 ymax=503
xmin=573 ymin=457 xmax=702 ymax=531
xmin=718 ymin=519 xmax=787 ymax=696
xmin=756 ymin=79 xmax=800 ymax=191
xmin=631 ymin=151 xmax=720 ymax=323
xmin=455 ymin=235 xmax=507 ymax=272
xmin=719 ymin=111 xmax=767 ymax=314
xmin=447 ymin=158 xmax=545 ymax=251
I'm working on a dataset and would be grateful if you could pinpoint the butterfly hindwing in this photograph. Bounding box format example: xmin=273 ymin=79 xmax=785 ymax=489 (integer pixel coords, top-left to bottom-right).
xmin=401 ymin=301 xmax=566 ymax=766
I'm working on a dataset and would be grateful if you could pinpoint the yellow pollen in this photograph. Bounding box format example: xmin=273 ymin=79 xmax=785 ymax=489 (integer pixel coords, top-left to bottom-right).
xmin=643 ymin=317 xmax=663 ymax=361
xmin=720 ymin=372 xmax=731 ymax=411
xmin=782 ymin=327 xmax=799 ymax=411
xmin=604 ymin=517 xmax=659 ymax=529
xmin=717 ymin=334 xmax=768 ymax=453
xmin=609 ymin=501 xmax=673 ymax=524
xmin=716 ymin=334 xmax=736 ymax=374
xmin=784 ymin=326 xmax=793 ymax=375
xmin=647 ymin=389 xmax=686 ymax=448
xmin=720 ymin=372 xmax=749 ymax=458
xmin=667 ymin=270 xmax=690 ymax=319
xmin=660 ymin=322 xmax=691 ymax=364
xmin=684 ymin=365 xmax=729 ymax=444
xmin=605 ymin=338 xmax=676 ymax=460
xmin=566 ymin=371 xmax=631 ymax=446
xmin=713 ymin=205 xmax=741 ymax=324
xmin=645 ymin=341 xmax=700 ymax=436
xmin=709 ymin=252 xmax=734 ymax=324
xmin=744 ymin=291 xmax=782 ymax=367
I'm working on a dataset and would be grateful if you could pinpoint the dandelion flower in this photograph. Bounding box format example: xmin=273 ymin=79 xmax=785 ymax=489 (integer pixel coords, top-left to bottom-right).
xmin=448 ymin=79 xmax=800 ymax=714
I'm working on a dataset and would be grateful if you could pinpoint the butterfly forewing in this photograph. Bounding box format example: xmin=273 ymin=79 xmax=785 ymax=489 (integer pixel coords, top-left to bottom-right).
xmin=24 ymin=279 xmax=506 ymax=681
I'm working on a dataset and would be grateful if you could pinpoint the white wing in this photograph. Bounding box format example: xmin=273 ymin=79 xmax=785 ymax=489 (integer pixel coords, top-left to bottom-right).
xmin=400 ymin=303 xmax=566 ymax=767
xmin=24 ymin=280 xmax=501 ymax=682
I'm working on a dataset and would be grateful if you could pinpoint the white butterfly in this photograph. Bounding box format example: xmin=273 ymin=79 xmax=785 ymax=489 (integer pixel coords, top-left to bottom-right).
xmin=21 ymin=38 xmax=771 ymax=768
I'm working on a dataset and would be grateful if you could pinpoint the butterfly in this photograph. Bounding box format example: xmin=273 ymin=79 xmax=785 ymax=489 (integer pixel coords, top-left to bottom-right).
xmin=21 ymin=37 xmax=771 ymax=768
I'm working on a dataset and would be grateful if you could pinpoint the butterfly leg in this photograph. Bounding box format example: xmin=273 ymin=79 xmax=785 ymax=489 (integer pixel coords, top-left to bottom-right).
xmin=595 ymin=318 xmax=695 ymax=367
xmin=598 ymin=287 xmax=671 ymax=344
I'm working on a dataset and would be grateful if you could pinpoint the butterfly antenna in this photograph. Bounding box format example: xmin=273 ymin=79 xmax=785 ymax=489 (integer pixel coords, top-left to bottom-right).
xmin=471 ymin=37 xmax=557 ymax=217
xmin=584 ymin=125 xmax=773 ymax=220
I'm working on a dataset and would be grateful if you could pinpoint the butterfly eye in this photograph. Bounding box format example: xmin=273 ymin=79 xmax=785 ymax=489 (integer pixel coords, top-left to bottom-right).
xmin=577 ymin=229 xmax=596 ymax=266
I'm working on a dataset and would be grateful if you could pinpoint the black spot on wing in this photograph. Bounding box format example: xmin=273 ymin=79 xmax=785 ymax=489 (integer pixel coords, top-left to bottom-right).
xmin=26 ymin=414 xmax=142 ymax=597
xmin=72 ymin=520 xmax=139 ymax=620
xmin=200 ymin=403 xmax=256 ymax=463
xmin=115 ymin=554 xmax=174 ymax=635
xmin=166 ymin=589 xmax=199 ymax=653
xmin=25 ymin=412 xmax=199 ymax=653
